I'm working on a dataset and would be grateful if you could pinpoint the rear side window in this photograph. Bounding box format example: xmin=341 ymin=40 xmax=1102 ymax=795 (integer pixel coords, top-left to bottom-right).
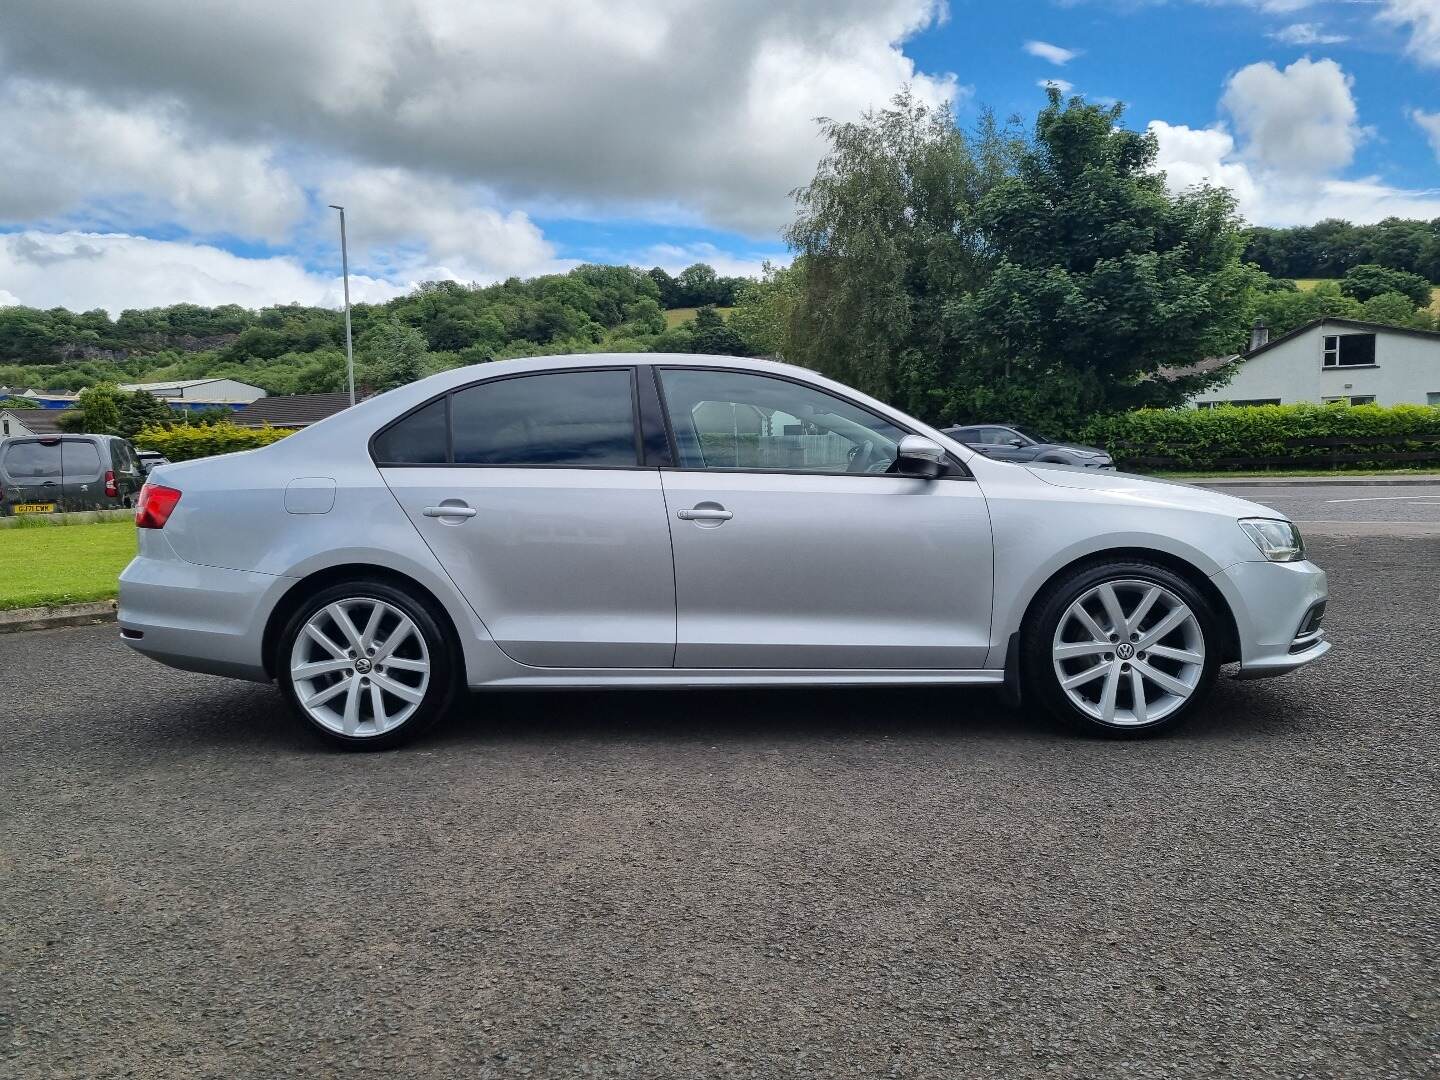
xmin=62 ymin=440 xmax=103 ymax=480
xmin=373 ymin=398 xmax=449 ymax=465
xmin=2 ymin=441 xmax=61 ymax=478
xmin=451 ymin=370 xmax=637 ymax=466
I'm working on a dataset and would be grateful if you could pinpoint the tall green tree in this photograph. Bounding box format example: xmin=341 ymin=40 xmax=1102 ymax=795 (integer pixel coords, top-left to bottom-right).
xmin=57 ymin=382 xmax=123 ymax=434
xmin=783 ymin=87 xmax=1258 ymax=428
xmin=1340 ymin=264 xmax=1433 ymax=308
xmin=784 ymin=89 xmax=1021 ymax=416
xmin=359 ymin=317 xmax=429 ymax=393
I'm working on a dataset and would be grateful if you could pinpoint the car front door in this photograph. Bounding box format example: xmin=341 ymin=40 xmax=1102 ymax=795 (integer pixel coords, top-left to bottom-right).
xmin=656 ymin=366 xmax=994 ymax=669
xmin=378 ymin=367 xmax=676 ymax=668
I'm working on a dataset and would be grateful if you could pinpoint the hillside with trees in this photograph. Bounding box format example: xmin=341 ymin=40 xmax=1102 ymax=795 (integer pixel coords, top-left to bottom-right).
xmin=3 ymin=90 xmax=1439 ymax=435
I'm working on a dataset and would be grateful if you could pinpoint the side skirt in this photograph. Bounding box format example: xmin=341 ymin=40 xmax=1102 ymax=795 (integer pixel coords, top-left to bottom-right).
xmin=471 ymin=669 xmax=1007 ymax=690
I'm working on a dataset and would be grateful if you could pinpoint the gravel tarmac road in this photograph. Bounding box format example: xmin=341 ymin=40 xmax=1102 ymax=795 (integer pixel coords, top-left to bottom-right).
xmin=2 ymin=534 xmax=1437 ymax=1080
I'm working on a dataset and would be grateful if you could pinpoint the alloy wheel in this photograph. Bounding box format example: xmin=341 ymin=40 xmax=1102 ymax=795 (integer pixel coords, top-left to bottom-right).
xmin=288 ymin=598 xmax=431 ymax=738
xmin=1051 ymin=579 xmax=1205 ymax=727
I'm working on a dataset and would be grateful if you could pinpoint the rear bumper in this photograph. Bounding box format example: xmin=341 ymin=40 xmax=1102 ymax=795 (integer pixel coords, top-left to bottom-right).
xmin=118 ymin=546 xmax=286 ymax=683
xmin=1211 ymin=558 xmax=1331 ymax=680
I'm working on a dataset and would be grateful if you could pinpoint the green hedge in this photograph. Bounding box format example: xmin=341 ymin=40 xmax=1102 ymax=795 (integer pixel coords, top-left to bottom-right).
xmin=1081 ymin=403 xmax=1440 ymax=471
xmin=133 ymin=423 xmax=294 ymax=462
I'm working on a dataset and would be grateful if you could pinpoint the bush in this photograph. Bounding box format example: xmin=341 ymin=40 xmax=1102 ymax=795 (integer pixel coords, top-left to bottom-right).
xmin=133 ymin=423 xmax=293 ymax=462
xmin=1082 ymin=402 xmax=1440 ymax=471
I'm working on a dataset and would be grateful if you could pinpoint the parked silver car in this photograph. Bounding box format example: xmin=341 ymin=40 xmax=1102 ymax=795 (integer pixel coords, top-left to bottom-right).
xmin=119 ymin=354 xmax=1329 ymax=749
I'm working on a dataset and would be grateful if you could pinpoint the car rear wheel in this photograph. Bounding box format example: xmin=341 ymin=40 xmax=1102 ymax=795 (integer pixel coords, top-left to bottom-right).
xmin=1022 ymin=560 xmax=1220 ymax=736
xmin=278 ymin=580 xmax=457 ymax=750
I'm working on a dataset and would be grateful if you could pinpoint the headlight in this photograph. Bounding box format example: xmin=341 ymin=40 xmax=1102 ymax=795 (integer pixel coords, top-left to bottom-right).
xmin=1239 ymin=518 xmax=1305 ymax=562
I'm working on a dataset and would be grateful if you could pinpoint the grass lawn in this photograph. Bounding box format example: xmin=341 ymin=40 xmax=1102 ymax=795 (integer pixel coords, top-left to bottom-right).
xmin=0 ymin=518 xmax=136 ymax=610
xmin=663 ymin=305 xmax=735 ymax=328
xmin=1292 ymin=278 xmax=1440 ymax=315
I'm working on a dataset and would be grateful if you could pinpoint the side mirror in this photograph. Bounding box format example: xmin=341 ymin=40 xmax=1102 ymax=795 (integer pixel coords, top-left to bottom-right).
xmin=896 ymin=434 xmax=947 ymax=479
xmin=1008 ymin=438 xmax=1025 ymax=448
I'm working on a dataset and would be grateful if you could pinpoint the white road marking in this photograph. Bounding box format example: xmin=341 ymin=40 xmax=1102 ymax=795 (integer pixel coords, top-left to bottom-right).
xmin=1324 ymin=495 xmax=1440 ymax=504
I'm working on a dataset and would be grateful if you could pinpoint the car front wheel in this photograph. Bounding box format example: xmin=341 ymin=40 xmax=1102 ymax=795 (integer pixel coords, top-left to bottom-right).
xmin=278 ymin=580 xmax=457 ymax=750
xmin=1023 ymin=560 xmax=1221 ymax=736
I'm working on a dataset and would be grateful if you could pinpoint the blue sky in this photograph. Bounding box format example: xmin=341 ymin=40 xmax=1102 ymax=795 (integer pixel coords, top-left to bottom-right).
xmin=0 ymin=0 xmax=1436 ymax=312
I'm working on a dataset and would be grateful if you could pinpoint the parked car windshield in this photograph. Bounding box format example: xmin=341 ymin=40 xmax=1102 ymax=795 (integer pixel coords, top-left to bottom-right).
xmin=1012 ymin=427 xmax=1052 ymax=445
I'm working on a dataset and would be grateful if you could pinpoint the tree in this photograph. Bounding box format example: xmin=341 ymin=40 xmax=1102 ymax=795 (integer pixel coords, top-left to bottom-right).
xmin=358 ymin=317 xmax=428 ymax=392
xmin=1341 ymin=264 xmax=1433 ymax=308
xmin=784 ymin=89 xmax=1021 ymax=417
xmin=57 ymin=382 xmax=123 ymax=434
xmin=0 ymin=395 xmax=39 ymax=409
xmin=728 ymin=262 xmax=804 ymax=357
xmin=115 ymin=390 xmax=177 ymax=439
xmin=784 ymin=87 xmax=1257 ymax=429
xmin=688 ymin=306 xmax=747 ymax=355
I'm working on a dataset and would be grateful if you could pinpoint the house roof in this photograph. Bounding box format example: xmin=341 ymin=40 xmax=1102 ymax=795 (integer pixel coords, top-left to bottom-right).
xmin=232 ymin=392 xmax=355 ymax=428
xmin=119 ymin=378 xmax=252 ymax=391
xmin=1243 ymin=317 xmax=1440 ymax=361
xmin=0 ymin=409 xmax=67 ymax=434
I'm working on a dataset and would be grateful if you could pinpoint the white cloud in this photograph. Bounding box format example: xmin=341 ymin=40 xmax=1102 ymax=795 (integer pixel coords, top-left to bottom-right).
xmin=0 ymin=0 xmax=960 ymax=238
xmin=0 ymin=80 xmax=305 ymax=241
xmin=1038 ymin=78 xmax=1075 ymax=93
xmin=634 ymin=242 xmax=788 ymax=281
xmin=1219 ymin=58 xmax=1362 ymax=175
xmin=1024 ymin=40 xmax=1079 ymax=65
xmin=1412 ymin=109 xmax=1440 ymax=161
xmin=1379 ymin=0 xmax=1440 ymax=68
xmin=0 ymin=231 xmax=403 ymax=314
xmin=1269 ymin=23 xmax=1348 ymax=46
xmin=1148 ymin=54 xmax=1440 ymax=225
xmin=1150 ymin=120 xmax=1440 ymax=227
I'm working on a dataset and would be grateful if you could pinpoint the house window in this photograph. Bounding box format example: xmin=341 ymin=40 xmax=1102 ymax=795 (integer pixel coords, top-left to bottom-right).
xmin=1322 ymin=333 xmax=1376 ymax=367
xmin=1197 ymin=399 xmax=1281 ymax=409
xmin=1428 ymin=392 xmax=1440 ymax=407
xmin=1322 ymin=395 xmax=1377 ymax=406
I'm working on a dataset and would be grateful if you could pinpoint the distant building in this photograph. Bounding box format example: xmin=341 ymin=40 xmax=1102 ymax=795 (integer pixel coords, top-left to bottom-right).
xmin=1190 ymin=318 xmax=1440 ymax=408
xmin=0 ymin=409 xmax=67 ymax=437
xmin=232 ymin=392 xmax=355 ymax=429
xmin=119 ymin=378 xmax=267 ymax=411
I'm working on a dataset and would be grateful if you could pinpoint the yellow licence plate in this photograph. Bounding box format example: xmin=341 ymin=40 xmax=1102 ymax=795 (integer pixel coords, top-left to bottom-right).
xmin=12 ymin=503 xmax=55 ymax=514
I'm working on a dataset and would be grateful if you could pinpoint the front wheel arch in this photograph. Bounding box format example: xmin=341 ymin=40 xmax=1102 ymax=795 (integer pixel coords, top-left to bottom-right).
xmin=1015 ymin=548 xmax=1241 ymax=671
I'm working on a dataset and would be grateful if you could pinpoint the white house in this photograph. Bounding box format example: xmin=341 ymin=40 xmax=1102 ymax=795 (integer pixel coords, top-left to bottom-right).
xmin=1191 ymin=318 xmax=1440 ymax=409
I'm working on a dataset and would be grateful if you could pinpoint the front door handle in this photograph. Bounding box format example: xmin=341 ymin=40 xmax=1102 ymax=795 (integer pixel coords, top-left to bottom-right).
xmin=423 ymin=504 xmax=477 ymax=519
xmin=677 ymin=507 xmax=732 ymax=521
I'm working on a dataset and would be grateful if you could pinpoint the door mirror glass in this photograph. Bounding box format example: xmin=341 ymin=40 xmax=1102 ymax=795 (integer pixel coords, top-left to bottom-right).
xmin=896 ymin=435 xmax=946 ymax=479
xmin=1009 ymin=438 xmax=1026 ymax=448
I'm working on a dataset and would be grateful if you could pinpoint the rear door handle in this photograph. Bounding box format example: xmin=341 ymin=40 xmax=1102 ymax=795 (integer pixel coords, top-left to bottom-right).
xmin=423 ymin=504 xmax=477 ymax=519
xmin=677 ymin=507 xmax=732 ymax=521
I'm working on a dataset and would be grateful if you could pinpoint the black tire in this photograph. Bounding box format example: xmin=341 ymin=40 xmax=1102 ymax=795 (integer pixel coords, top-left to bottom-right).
xmin=1021 ymin=559 xmax=1221 ymax=737
xmin=276 ymin=578 xmax=459 ymax=751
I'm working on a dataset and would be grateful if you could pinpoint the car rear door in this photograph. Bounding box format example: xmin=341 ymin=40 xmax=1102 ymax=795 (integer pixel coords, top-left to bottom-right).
xmin=0 ymin=438 xmax=63 ymax=512
xmin=377 ymin=367 xmax=677 ymax=669
xmin=60 ymin=438 xmax=105 ymax=510
xmin=655 ymin=366 xmax=994 ymax=669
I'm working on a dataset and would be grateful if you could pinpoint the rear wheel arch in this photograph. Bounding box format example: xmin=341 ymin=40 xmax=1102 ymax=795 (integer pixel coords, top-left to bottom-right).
xmin=1017 ymin=548 xmax=1240 ymax=666
xmin=261 ymin=564 xmax=464 ymax=681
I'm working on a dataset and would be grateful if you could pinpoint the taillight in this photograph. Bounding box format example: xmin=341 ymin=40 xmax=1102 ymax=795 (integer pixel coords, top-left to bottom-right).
xmin=104 ymin=469 xmax=118 ymax=498
xmin=135 ymin=483 xmax=181 ymax=529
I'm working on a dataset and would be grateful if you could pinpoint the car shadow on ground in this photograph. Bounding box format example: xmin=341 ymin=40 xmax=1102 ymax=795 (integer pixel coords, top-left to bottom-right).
xmin=142 ymin=671 xmax=1310 ymax=755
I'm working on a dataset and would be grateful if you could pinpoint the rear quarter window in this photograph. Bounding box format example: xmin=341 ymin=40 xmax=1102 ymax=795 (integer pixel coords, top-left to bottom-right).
xmin=62 ymin=440 xmax=103 ymax=479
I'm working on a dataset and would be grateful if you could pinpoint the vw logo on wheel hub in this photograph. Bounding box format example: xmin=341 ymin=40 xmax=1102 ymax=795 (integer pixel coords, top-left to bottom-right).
xmin=1115 ymin=642 xmax=1135 ymax=660
xmin=354 ymin=657 xmax=373 ymax=674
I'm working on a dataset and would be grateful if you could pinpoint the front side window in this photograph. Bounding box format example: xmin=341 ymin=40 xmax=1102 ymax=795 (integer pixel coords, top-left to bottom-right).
xmin=1323 ymin=333 xmax=1376 ymax=367
xmin=659 ymin=368 xmax=907 ymax=474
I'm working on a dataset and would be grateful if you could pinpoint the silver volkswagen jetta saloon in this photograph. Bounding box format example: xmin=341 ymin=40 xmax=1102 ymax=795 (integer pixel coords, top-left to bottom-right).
xmin=119 ymin=354 xmax=1330 ymax=749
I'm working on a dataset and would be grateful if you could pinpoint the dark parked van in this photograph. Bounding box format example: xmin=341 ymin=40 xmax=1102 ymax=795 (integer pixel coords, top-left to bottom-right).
xmin=0 ymin=434 xmax=146 ymax=516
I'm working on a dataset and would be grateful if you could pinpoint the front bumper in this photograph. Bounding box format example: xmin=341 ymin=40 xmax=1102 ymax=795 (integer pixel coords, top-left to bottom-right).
xmin=1211 ymin=558 xmax=1331 ymax=679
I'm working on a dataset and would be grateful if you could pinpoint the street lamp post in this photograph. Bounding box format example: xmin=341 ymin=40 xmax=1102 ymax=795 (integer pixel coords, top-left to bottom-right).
xmin=328 ymin=204 xmax=356 ymax=406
